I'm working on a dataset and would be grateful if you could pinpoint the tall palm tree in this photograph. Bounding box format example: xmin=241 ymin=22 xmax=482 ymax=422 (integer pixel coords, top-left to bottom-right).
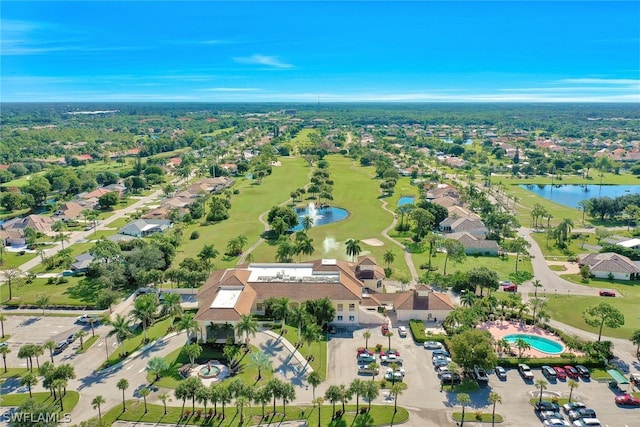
xmin=268 ymin=297 xmax=290 ymax=330
xmin=383 ymin=250 xmax=396 ymax=269
xmin=108 ymin=314 xmax=132 ymax=357
xmin=515 ymin=338 xmax=531 ymax=358
xmin=280 ymin=382 xmax=296 ymax=416
xmin=390 ymin=382 xmax=406 ymax=413
xmin=289 ymin=304 xmax=309 ymax=337
xmin=139 ymin=387 xmax=150 ymax=413
xmin=0 ymin=313 xmax=6 ymax=338
xmin=20 ymin=372 xmax=38 ymax=398
xmin=532 ymin=279 xmax=543 ymax=298
xmin=349 ymin=379 xmax=366 ymax=414
xmin=488 ymin=391 xmax=502 ymax=427
xmin=457 ymin=393 xmax=471 ymax=426
xmin=52 ymin=220 xmax=68 ymax=250
xmin=0 ymin=346 xmax=10 ymax=373
xmin=158 ymin=392 xmax=171 ymax=415
xmin=301 ymin=215 xmax=314 ymax=232
xmin=92 ymin=395 xmax=105 ymax=421
xmin=630 ymin=329 xmax=640 ymax=356
xmin=363 ymin=380 xmax=379 ymax=411
xmin=313 ymin=397 xmax=324 ymax=427
xmin=535 ymin=379 xmax=548 ymax=404
xmin=160 ymin=292 xmax=183 ymax=318
xmin=387 ymin=331 xmax=394 ymax=352
xmin=324 ymin=384 xmax=341 ymax=415
xmin=250 ymin=351 xmax=272 ymax=381
xmin=307 ymin=371 xmax=322 ymax=400
xmin=567 ymin=379 xmax=579 ymax=403
xmin=117 ymin=378 xmax=129 ymax=412
xmin=345 ymin=239 xmax=362 ymax=262
xmin=555 ymin=218 xmax=574 ymax=245
xmin=460 ymin=292 xmax=476 ymax=307
xmin=235 ymin=314 xmax=259 ymax=344
xmin=43 ymin=340 xmax=56 ymax=364
xmin=362 ymin=330 xmax=371 ymax=349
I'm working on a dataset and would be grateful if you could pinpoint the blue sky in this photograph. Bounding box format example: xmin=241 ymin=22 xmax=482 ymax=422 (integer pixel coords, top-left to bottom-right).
xmin=1 ymin=1 xmax=639 ymax=102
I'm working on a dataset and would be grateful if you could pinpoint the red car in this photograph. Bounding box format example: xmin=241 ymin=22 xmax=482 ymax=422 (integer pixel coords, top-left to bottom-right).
xmin=504 ymin=284 xmax=517 ymax=292
xmin=564 ymin=365 xmax=580 ymax=379
xmin=615 ymin=394 xmax=640 ymax=406
xmin=357 ymin=347 xmax=373 ymax=356
xmin=381 ymin=325 xmax=389 ymax=336
xmin=553 ymin=366 xmax=567 ymax=379
xmin=599 ymin=290 xmax=615 ymax=297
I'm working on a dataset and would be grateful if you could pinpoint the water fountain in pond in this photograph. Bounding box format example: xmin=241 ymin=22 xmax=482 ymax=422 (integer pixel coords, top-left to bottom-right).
xmin=291 ymin=203 xmax=348 ymax=232
xmin=192 ymin=360 xmax=230 ymax=383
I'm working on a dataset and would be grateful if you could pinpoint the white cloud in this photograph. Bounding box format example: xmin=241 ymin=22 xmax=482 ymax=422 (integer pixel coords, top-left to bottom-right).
xmin=233 ymin=54 xmax=293 ymax=69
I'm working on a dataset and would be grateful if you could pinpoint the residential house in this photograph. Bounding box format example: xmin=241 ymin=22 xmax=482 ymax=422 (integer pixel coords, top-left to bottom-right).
xmin=119 ymin=219 xmax=172 ymax=238
xmin=71 ymin=252 xmax=94 ymax=273
xmin=439 ymin=217 xmax=488 ymax=237
xmin=448 ymin=232 xmax=500 ymax=256
xmin=392 ymin=285 xmax=455 ymax=322
xmin=616 ymin=238 xmax=640 ymax=250
xmin=1 ymin=215 xmax=55 ymax=234
xmin=577 ymin=252 xmax=640 ymax=280
xmin=53 ymin=202 xmax=85 ymax=222
xmin=0 ymin=230 xmax=26 ymax=247
xmin=195 ymin=257 xmax=387 ymax=342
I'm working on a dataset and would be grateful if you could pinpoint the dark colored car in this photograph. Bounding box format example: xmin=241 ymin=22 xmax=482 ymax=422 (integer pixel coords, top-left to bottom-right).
xmin=542 ymin=365 xmax=557 ymax=379
xmin=599 ymin=290 xmax=615 ymax=297
xmin=474 ymin=366 xmax=489 ymax=383
xmin=535 ymin=401 xmax=560 ymax=412
xmin=575 ymin=365 xmax=590 ymax=378
xmin=495 ymin=366 xmax=507 ymax=380
xmin=564 ymin=365 xmax=579 ymax=379
xmin=568 ymin=408 xmax=596 ymax=421
xmin=53 ymin=341 xmax=68 ymax=355
xmin=440 ymin=372 xmax=461 ymax=385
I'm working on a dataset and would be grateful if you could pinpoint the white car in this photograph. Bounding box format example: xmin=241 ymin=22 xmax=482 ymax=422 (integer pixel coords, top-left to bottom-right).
xmin=544 ymin=419 xmax=570 ymax=427
xmin=76 ymin=314 xmax=100 ymax=324
xmin=424 ymin=341 xmax=443 ymax=349
xmin=397 ymin=326 xmax=407 ymax=337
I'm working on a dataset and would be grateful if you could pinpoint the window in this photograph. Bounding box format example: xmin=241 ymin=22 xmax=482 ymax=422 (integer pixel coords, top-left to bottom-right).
xmin=349 ymin=303 xmax=355 ymax=311
xmin=256 ymin=303 xmax=263 ymax=312
xmin=337 ymin=303 xmax=344 ymax=312
xmin=349 ymin=315 xmax=355 ymax=321
xmin=337 ymin=315 xmax=343 ymax=321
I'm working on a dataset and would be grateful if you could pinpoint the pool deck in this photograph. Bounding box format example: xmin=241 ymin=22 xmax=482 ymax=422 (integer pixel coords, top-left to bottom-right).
xmin=478 ymin=320 xmax=568 ymax=358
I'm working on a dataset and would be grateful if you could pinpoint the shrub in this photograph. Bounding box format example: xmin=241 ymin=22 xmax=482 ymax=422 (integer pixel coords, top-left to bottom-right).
xmin=375 ymin=343 xmax=383 ymax=353
xmin=475 ymin=410 xmax=483 ymax=420
xmin=190 ymin=230 xmax=200 ymax=240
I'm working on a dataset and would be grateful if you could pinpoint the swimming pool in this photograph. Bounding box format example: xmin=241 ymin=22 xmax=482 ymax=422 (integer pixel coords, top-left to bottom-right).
xmin=503 ymin=333 xmax=564 ymax=354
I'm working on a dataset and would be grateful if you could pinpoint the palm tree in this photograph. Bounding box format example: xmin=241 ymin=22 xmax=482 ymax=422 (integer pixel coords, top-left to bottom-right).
xmin=555 ymin=218 xmax=574 ymax=246
xmin=345 ymin=238 xmax=362 ymax=262
xmin=235 ymin=313 xmax=259 ymax=344
xmin=20 ymin=372 xmax=38 ymax=398
xmin=139 ymin=387 xmax=150 ymax=413
xmin=387 ymin=331 xmax=394 ymax=352
xmin=390 ymin=382 xmax=406 ymax=413
xmin=43 ymin=340 xmax=56 ymax=364
xmin=281 ymin=382 xmax=296 ymax=416
xmin=307 ymin=371 xmax=322 ymax=400
xmin=176 ymin=313 xmax=199 ymax=339
xmin=383 ymin=250 xmax=395 ymax=269
xmin=568 ymin=379 xmax=579 ymax=403
xmin=52 ymin=220 xmax=68 ymax=250
xmin=457 ymin=393 xmax=471 ymax=426
xmin=147 ymin=356 xmax=170 ymax=382
xmin=158 ymin=392 xmax=171 ymax=415
xmin=0 ymin=345 xmax=10 ymax=373
xmin=75 ymin=330 xmax=88 ymax=350
xmin=268 ymin=297 xmax=290 ymax=330
xmin=324 ymin=384 xmax=341 ymax=415
xmin=92 ymin=395 xmax=105 ymax=421
xmin=488 ymin=391 xmax=502 ymax=427
xmin=266 ymin=377 xmax=284 ymax=414
xmin=337 ymin=383 xmax=351 ymax=413
xmin=532 ymin=279 xmax=543 ymax=298
xmin=313 ymin=397 xmax=324 ymax=427
xmin=535 ymin=379 xmax=548 ymax=404
xmin=108 ymin=314 xmax=132 ymax=357
xmin=301 ymin=215 xmax=314 ymax=232
xmin=184 ymin=343 xmax=203 ymax=366
xmin=363 ymin=330 xmax=372 ymax=350
xmin=160 ymin=292 xmax=183 ymax=318
xmin=250 ymin=351 xmax=272 ymax=381
xmin=515 ymin=338 xmax=531 ymax=358
xmin=363 ymin=380 xmax=379 ymax=411
xmin=460 ymin=292 xmax=476 ymax=307
xmin=290 ymin=304 xmax=310 ymax=337
xmin=117 ymin=378 xmax=129 ymax=412
xmin=0 ymin=313 xmax=5 ymax=338
xmin=296 ymin=235 xmax=315 ymax=261
xmin=350 ymin=379 xmax=366 ymax=414
xmin=368 ymin=361 xmax=379 ymax=382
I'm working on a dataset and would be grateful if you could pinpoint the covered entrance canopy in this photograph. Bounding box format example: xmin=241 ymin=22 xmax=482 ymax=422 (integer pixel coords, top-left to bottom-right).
xmin=607 ymin=369 xmax=630 ymax=385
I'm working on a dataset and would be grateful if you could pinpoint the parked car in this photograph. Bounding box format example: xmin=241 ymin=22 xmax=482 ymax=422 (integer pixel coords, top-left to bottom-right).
xmin=440 ymin=372 xmax=461 ymax=385
xmin=599 ymin=290 xmax=615 ymax=297
xmin=535 ymin=401 xmax=560 ymax=412
xmin=432 ymin=349 xmax=450 ymax=357
xmin=380 ymin=349 xmax=400 ymax=357
xmin=380 ymin=353 xmax=403 ymax=365
xmin=575 ymin=365 xmax=590 ymax=378
xmin=53 ymin=341 xmax=68 ymax=355
xmin=539 ymin=411 xmax=564 ymax=421
xmin=494 ymin=366 xmax=507 ymax=380
xmin=499 ymin=280 xmax=513 ymax=286
xmin=474 ymin=366 xmax=489 ymax=383
xmin=544 ymin=419 xmax=570 ymax=427
xmin=384 ymin=367 xmax=405 ymax=381
xmin=0 ymin=342 xmax=8 ymax=349
xmin=615 ymin=394 xmax=640 ymax=406
xmin=424 ymin=341 xmax=443 ymax=350
xmin=436 ymin=366 xmax=450 ymax=378
xmin=630 ymin=373 xmax=640 ymax=386
xmin=563 ymin=402 xmax=586 ymax=414
xmin=381 ymin=325 xmax=389 ymax=336
xmin=357 ymin=354 xmax=376 ymax=364
xmin=518 ymin=363 xmax=534 ymax=380
xmin=568 ymin=408 xmax=596 ymax=421
xmin=432 ymin=354 xmax=451 ymax=364
xmin=504 ymin=284 xmax=518 ymax=292
xmin=66 ymin=334 xmax=76 ymax=344
xmin=134 ymin=287 xmax=159 ymax=298
xmin=553 ymin=366 xmax=567 ymax=379
xmin=76 ymin=314 xmax=100 ymax=324
xmin=397 ymin=326 xmax=407 ymax=337
xmin=358 ymin=365 xmax=379 ymax=376
xmin=564 ymin=365 xmax=579 ymax=379
xmin=357 ymin=347 xmax=374 ymax=356
xmin=571 ymin=418 xmax=601 ymax=427
xmin=542 ymin=365 xmax=557 ymax=379
xmin=433 ymin=356 xmax=451 ymax=367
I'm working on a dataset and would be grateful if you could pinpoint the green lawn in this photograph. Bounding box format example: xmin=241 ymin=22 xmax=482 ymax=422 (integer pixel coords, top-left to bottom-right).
xmin=3 ymin=276 xmax=95 ymax=307
xmin=1 ymin=250 xmax=38 ymax=269
xmin=172 ymin=157 xmax=309 ymax=270
xmin=151 ymin=344 xmax=273 ymax=389
xmin=102 ymin=400 xmax=409 ymax=427
xmin=0 ymin=391 xmax=80 ymax=413
xmin=530 ymin=231 xmax=600 ymax=259
xmin=545 ymin=293 xmax=640 ymax=339
xmin=77 ymin=335 xmax=101 ymax=354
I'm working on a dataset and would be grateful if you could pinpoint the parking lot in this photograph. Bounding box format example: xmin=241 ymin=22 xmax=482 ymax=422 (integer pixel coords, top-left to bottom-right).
xmin=327 ymin=325 xmax=640 ymax=427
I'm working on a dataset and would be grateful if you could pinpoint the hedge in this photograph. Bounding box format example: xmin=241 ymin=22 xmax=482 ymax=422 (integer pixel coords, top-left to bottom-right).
xmin=498 ymin=356 xmax=604 ymax=369
xmin=408 ymin=319 xmax=448 ymax=344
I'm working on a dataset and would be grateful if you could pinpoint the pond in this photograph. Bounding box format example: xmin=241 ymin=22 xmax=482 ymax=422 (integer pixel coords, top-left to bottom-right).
xmin=519 ymin=184 xmax=640 ymax=208
xmin=397 ymin=196 xmax=415 ymax=207
xmin=291 ymin=203 xmax=349 ymax=231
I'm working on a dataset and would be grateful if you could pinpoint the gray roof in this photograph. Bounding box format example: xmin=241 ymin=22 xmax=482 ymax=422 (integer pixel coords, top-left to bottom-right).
xmin=578 ymin=252 xmax=640 ymax=274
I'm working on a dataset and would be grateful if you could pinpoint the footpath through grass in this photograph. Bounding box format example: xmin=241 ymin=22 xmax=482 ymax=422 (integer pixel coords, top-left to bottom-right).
xmin=102 ymin=400 xmax=409 ymax=427
xmin=274 ymin=324 xmax=327 ymax=380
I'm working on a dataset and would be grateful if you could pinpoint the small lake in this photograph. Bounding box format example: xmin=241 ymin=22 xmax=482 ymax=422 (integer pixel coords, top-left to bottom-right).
xmin=519 ymin=184 xmax=640 ymax=208
xmin=398 ymin=196 xmax=415 ymax=206
xmin=291 ymin=203 xmax=349 ymax=231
